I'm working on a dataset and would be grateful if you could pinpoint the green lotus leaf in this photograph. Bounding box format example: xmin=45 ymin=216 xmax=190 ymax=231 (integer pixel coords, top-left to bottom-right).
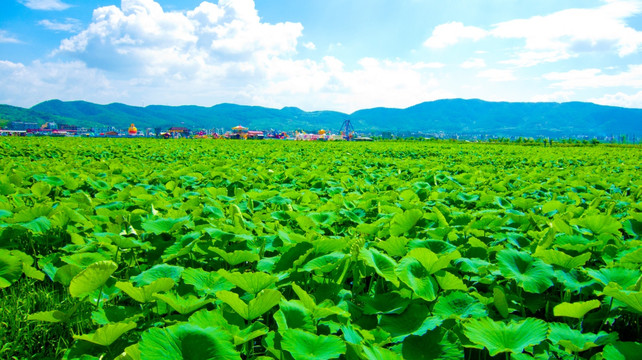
xmin=587 ymin=268 xmax=639 ymax=288
xmin=141 ymin=216 xmax=190 ymax=234
xmin=114 ymin=344 xmax=141 ymax=360
xmin=216 ymin=289 xmax=281 ymax=320
xmin=492 ymin=287 xmax=510 ymax=318
xmin=281 ymin=329 xmax=346 ymax=360
xmin=19 ymin=216 xmax=52 ymax=234
xmin=435 ymin=270 xmax=468 ymax=291
xmin=548 ymin=322 xmax=617 ymax=352
xmin=132 ymin=264 xmax=184 ymax=286
xmin=181 ymin=268 xmax=234 ymax=296
xmin=116 ymin=278 xmax=175 ymax=303
xmin=217 ymin=270 xmax=277 ymax=294
xmin=623 ymin=214 xmax=642 ymax=239
xmin=375 ymin=236 xmax=409 ymax=257
xmin=69 ymin=260 xmax=117 ymax=298
xmin=209 ymin=248 xmax=259 ymax=266
xmin=28 ymin=303 xmax=79 ymax=323
xmin=140 ymin=323 xmax=241 ymax=360
xmin=379 ymin=303 xmax=430 ymax=342
xmin=433 ymin=291 xmax=487 ymax=320
xmin=74 ymin=321 xmax=137 ymax=346
xmin=571 ymin=214 xmax=622 ymax=236
xmin=619 ymin=248 xmax=642 ymax=265
xmin=554 ymin=269 xmax=597 ymax=294
xmin=407 ymin=248 xmax=460 ymax=274
xmin=361 ymin=345 xmax=403 ymax=360
xmin=497 ymin=249 xmax=554 ymax=293
xmin=360 ymin=248 xmax=400 ymax=287
xmin=153 ymin=292 xmax=212 ymax=315
xmin=389 ymin=209 xmax=423 ymax=236
xmin=60 ymin=252 xmax=109 ymax=269
xmin=533 ymin=249 xmax=591 ymax=269
xmin=273 ymin=299 xmax=315 ymax=332
xmin=91 ymin=305 xmax=142 ymax=325
xmin=463 ymin=317 xmax=548 ymax=356
xmin=0 ymin=250 xmax=22 ymax=289
xmin=395 ymin=256 xmax=438 ymax=301
xmin=360 ymin=292 xmax=411 ymax=315
xmin=553 ymin=299 xmax=601 ymax=318
xmin=302 ymin=252 xmax=346 ymax=273
xmin=603 ymin=341 xmax=642 ymax=360
xmin=31 ymin=182 xmax=52 ymax=198
xmin=602 ymin=283 xmax=642 ymax=314
xmin=402 ymin=329 xmax=463 ymax=360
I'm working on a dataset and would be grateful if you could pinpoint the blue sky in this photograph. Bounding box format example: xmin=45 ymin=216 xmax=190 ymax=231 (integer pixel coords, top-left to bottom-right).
xmin=1 ymin=0 xmax=642 ymax=112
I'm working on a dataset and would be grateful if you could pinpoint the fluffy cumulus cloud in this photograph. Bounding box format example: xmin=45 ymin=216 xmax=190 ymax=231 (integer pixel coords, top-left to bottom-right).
xmin=0 ymin=0 xmax=447 ymax=111
xmin=591 ymin=90 xmax=642 ymax=108
xmin=544 ymin=65 xmax=642 ymax=89
xmin=19 ymin=0 xmax=71 ymax=11
xmin=0 ymin=30 xmax=20 ymax=43
xmin=423 ymin=22 xmax=487 ymax=49
xmin=425 ymin=0 xmax=642 ymax=66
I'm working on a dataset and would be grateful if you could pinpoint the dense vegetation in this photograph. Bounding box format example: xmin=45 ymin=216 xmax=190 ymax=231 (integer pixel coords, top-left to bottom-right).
xmin=0 ymin=138 xmax=641 ymax=360
xmin=3 ymin=99 xmax=642 ymax=137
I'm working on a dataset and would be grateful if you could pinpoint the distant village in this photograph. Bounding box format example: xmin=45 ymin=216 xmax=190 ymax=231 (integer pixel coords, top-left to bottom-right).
xmin=0 ymin=120 xmax=375 ymax=141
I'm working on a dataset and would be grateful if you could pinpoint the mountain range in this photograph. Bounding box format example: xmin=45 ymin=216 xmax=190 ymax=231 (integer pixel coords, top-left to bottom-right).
xmin=1 ymin=99 xmax=641 ymax=137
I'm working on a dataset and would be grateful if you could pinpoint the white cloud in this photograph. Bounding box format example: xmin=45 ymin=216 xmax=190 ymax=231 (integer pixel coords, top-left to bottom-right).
xmin=302 ymin=42 xmax=316 ymax=50
xmin=590 ymin=90 xmax=642 ymax=108
xmin=38 ymin=18 xmax=82 ymax=32
xmin=20 ymin=0 xmax=70 ymax=11
xmin=423 ymin=22 xmax=487 ymax=49
xmin=544 ymin=65 xmax=642 ymax=89
xmin=477 ymin=69 xmax=516 ymax=82
xmin=425 ymin=0 xmax=642 ymax=66
xmin=460 ymin=58 xmax=486 ymax=69
xmin=531 ymin=91 xmax=575 ymax=103
xmin=0 ymin=30 xmax=20 ymax=43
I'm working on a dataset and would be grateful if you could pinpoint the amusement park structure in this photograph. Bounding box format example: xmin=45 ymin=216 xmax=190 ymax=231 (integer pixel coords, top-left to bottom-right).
xmin=339 ymin=119 xmax=355 ymax=141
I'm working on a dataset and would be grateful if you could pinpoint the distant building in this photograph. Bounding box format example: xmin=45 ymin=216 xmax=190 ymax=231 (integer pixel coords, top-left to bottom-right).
xmin=168 ymin=127 xmax=190 ymax=137
xmin=8 ymin=121 xmax=38 ymax=130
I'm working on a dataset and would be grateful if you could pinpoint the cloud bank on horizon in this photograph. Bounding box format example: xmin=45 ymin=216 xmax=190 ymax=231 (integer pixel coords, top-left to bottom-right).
xmin=1 ymin=0 xmax=642 ymax=112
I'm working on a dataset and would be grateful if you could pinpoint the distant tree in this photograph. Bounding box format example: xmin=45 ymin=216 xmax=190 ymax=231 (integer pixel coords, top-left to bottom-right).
xmin=590 ymin=138 xmax=599 ymax=145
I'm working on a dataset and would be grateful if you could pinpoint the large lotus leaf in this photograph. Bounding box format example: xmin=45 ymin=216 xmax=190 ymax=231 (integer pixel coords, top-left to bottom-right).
xmin=359 ymin=292 xmax=411 ymax=315
xmin=281 ymin=329 xmax=346 ymax=360
xmin=402 ymin=329 xmax=463 ymax=360
xmin=433 ymin=292 xmax=487 ymax=320
xmin=571 ymin=215 xmax=622 ymax=236
xmin=28 ymin=303 xmax=78 ymax=323
xmin=548 ymin=322 xmax=617 ymax=352
xmin=553 ymin=300 xmax=601 ymax=319
xmin=153 ymin=292 xmax=212 ymax=315
xmin=361 ymin=345 xmax=403 ymax=360
xmin=533 ymin=249 xmax=591 ymax=269
xmin=395 ymin=256 xmax=438 ymax=301
xmin=19 ymin=216 xmax=52 ymax=234
xmin=273 ymin=299 xmax=316 ymax=332
xmin=61 ymin=252 xmax=109 ymax=269
xmin=91 ymin=305 xmax=141 ymax=325
xmin=302 ymin=252 xmax=346 ymax=273
xmin=586 ymin=268 xmax=639 ymax=288
xmin=181 ymin=268 xmax=234 ymax=296
xmin=389 ymin=209 xmax=423 ymax=236
xmin=209 ymin=248 xmax=259 ymax=266
xmin=218 ymin=270 xmax=277 ymax=294
xmin=31 ymin=182 xmax=52 ymax=198
xmin=69 ymin=260 xmax=117 ymax=298
xmin=554 ymin=269 xmax=597 ymax=294
xmin=114 ymin=344 xmax=140 ymax=360
xmin=406 ymin=248 xmax=460 ymax=274
xmin=619 ymin=248 xmax=642 ymax=265
xmin=602 ymin=284 xmax=642 ymax=314
xmin=141 ymin=216 xmax=190 ymax=234
xmin=74 ymin=321 xmax=137 ymax=346
xmin=434 ymin=270 xmax=468 ymax=291
xmin=360 ymin=248 xmax=400 ymax=287
xmin=116 ymin=278 xmax=175 ymax=303
xmin=0 ymin=250 xmax=22 ymax=288
xmin=140 ymin=323 xmax=241 ymax=360
xmin=603 ymin=342 xmax=642 ymax=360
xmin=375 ymin=236 xmax=409 ymax=257
xmin=496 ymin=249 xmax=554 ymax=293
xmin=463 ymin=318 xmax=548 ymax=357
xmin=132 ymin=264 xmax=184 ymax=286
xmin=493 ymin=287 xmax=510 ymax=318
xmin=379 ymin=303 xmax=430 ymax=342
xmin=623 ymin=214 xmax=642 ymax=239
xmin=216 ymin=289 xmax=281 ymax=320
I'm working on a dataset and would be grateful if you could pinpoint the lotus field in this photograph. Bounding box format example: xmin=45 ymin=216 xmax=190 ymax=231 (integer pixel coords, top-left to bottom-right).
xmin=1 ymin=137 xmax=642 ymax=360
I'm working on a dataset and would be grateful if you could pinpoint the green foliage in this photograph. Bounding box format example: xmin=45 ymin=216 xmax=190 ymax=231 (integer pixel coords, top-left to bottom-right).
xmin=0 ymin=138 xmax=640 ymax=360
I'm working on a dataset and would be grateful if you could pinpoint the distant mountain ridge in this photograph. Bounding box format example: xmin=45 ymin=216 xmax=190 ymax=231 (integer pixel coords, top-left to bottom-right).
xmin=0 ymin=99 xmax=641 ymax=137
